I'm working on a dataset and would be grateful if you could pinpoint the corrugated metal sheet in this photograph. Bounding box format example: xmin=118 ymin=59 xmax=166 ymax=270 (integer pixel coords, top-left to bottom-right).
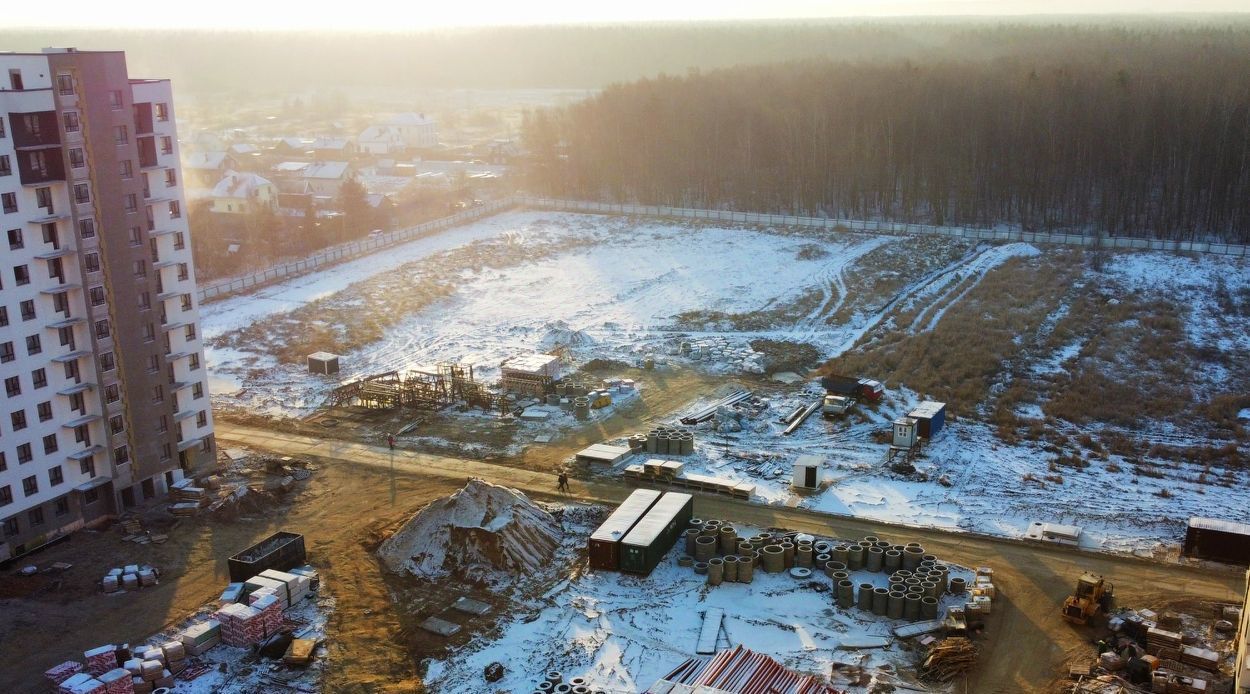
xmin=649 ymin=645 xmax=843 ymax=694
xmin=1189 ymin=517 xmax=1250 ymax=537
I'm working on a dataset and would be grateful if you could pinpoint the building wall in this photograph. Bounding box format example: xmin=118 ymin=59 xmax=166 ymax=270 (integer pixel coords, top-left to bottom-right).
xmin=1237 ymin=569 xmax=1250 ymax=693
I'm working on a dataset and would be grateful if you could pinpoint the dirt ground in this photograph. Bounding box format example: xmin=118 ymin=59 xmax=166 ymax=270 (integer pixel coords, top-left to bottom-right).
xmin=3 ymin=365 xmax=1245 ymax=693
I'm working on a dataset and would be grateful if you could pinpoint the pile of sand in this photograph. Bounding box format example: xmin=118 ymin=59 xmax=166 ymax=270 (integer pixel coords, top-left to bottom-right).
xmin=378 ymin=479 xmax=562 ymax=586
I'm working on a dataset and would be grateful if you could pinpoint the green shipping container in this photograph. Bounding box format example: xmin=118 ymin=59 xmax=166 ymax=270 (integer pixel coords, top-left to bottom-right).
xmin=619 ymin=492 xmax=693 ymax=576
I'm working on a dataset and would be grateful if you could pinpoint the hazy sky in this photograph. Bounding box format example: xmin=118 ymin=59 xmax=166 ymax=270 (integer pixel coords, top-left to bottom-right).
xmin=11 ymin=0 xmax=1249 ymax=30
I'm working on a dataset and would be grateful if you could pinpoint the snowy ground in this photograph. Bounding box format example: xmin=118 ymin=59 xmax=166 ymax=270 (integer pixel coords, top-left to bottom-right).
xmin=424 ymin=507 xmax=975 ymax=694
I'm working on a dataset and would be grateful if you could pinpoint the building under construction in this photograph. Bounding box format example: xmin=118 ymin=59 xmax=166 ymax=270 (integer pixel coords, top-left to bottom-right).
xmin=327 ymin=363 xmax=506 ymax=413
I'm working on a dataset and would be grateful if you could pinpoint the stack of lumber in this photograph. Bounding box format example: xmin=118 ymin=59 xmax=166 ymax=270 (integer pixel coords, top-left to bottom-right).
xmin=179 ymin=620 xmax=221 ymax=656
xmin=170 ymin=481 xmax=205 ymax=505
xmin=920 ymin=637 xmax=978 ymax=682
xmin=1146 ymin=627 xmax=1183 ymax=660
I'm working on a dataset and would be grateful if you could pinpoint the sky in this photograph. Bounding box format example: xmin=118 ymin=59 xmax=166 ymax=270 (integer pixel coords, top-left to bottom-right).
xmin=9 ymin=0 xmax=1249 ymax=30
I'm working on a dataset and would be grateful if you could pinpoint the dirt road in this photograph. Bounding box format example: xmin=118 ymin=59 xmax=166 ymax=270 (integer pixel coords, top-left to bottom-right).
xmin=213 ymin=422 xmax=1245 ymax=693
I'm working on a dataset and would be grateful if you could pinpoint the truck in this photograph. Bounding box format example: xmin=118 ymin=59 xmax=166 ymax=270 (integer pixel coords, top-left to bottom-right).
xmin=822 ymin=394 xmax=853 ymax=417
xmin=820 ymin=375 xmax=885 ymax=403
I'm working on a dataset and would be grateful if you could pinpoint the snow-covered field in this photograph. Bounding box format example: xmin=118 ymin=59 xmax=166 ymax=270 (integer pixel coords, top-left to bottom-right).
xmin=203 ymin=210 xmax=1250 ymax=552
xmin=425 ymin=508 xmax=975 ymax=693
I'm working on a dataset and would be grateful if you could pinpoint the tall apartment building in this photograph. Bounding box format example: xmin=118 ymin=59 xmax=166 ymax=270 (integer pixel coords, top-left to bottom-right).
xmin=0 ymin=48 xmax=214 ymax=561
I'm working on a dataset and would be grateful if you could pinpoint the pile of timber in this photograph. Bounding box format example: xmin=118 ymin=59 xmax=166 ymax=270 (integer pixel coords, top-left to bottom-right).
xmin=679 ymin=390 xmax=752 ymax=425
xmin=920 ymin=637 xmax=978 ymax=683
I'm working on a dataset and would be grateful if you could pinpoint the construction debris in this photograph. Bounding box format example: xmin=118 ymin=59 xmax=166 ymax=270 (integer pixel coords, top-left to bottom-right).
xmin=679 ymin=389 xmax=752 ymax=425
xmin=920 ymin=637 xmax=978 ymax=682
xmin=650 ymin=644 xmax=843 ymax=693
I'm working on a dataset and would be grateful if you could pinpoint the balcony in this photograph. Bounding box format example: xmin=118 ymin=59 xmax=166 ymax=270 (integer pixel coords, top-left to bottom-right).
xmin=61 ymin=413 xmax=101 ymax=427
xmin=137 ymin=136 xmax=158 ymax=169
xmin=10 ymin=110 xmax=61 ymax=149
xmin=133 ymin=102 xmax=154 ymax=135
xmin=18 ymin=149 xmax=67 ymax=185
xmin=67 ymin=444 xmax=105 ymax=461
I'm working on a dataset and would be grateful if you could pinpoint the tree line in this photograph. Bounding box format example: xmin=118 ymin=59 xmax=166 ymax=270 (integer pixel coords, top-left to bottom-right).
xmin=523 ymin=27 xmax=1250 ymax=242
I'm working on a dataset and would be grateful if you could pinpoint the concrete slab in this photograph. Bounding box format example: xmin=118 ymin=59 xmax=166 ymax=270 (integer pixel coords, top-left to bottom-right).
xmin=451 ymin=597 xmax=492 ymax=616
xmin=419 ymin=616 xmax=461 ymax=637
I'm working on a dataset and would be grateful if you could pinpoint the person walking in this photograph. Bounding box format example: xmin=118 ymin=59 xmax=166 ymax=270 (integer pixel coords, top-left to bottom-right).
xmin=387 ymin=434 xmax=395 ymax=451
xmin=557 ymin=471 xmax=570 ymax=493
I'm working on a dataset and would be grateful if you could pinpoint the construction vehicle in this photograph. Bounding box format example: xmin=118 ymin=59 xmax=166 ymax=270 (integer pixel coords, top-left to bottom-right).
xmin=820 ymin=375 xmax=885 ymax=403
xmin=822 ymin=394 xmax=853 ymax=417
xmin=1062 ymin=572 xmax=1115 ymax=625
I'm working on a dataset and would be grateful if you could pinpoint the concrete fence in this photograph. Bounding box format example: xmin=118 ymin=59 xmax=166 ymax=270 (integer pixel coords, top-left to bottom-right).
xmin=198 ymin=194 xmax=1247 ymax=303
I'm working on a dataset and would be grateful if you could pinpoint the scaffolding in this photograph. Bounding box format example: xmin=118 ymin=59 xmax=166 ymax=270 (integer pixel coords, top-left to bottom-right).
xmin=327 ymin=366 xmax=507 ymax=414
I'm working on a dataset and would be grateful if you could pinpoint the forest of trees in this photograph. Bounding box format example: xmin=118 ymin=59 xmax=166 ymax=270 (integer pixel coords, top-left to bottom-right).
xmin=524 ymin=27 xmax=1250 ymax=242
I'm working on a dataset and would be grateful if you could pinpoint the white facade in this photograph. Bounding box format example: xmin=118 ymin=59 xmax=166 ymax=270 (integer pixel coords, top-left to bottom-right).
xmin=0 ymin=50 xmax=213 ymax=561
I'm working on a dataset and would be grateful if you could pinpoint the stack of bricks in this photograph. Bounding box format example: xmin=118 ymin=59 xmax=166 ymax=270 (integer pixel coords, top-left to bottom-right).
xmin=160 ymin=641 xmax=186 ymax=676
xmin=45 ymin=661 xmax=83 ymax=688
xmin=83 ymin=646 xmax=118 ymax=677
xmin=216 ymin=602 xmax=266 ymax=647
xmin=56 ymin=673 xmax=106 ymax=694
xmin=250 ymin=592 xmax=283 ymax=635
xmin=97 ymin=668 xmax=135 ymax=694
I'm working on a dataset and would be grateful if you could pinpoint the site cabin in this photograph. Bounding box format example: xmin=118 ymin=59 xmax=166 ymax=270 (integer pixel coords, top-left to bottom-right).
xmin=619 ymin=492 xmax=694 ymax=576
xmin=1183 ymin=517 xmax=1250 ymax=566
xmin=892 ymin=418 xmax=918 ymax=449
xmin=307 ymin=352 xmax=340 ymax=375
xmin=500 ymin=353 xmax=563 ymax=397
xmin=820 ymin=375 xmax=885 ymax=402
xmin=1026 ymin=521 xmax=1083 ymax=547
xmin=908 ymin=401 xmax=947 ymax=439
xmin=791 ymin=455 xmax=824 ymax=490
xmin=588 ymin=489 xmax=663 ymax=571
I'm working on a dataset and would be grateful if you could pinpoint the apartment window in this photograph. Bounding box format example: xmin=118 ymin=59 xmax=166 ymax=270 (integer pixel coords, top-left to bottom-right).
xmin=42 ymin=222 xmax=58 ymax=247
xmin=37 ymin=401 xmax=52 ymax=422
xmin=84 ymin=488 xmax=98 ymax=504
xmin=0 ymin=342 xmax=12 ymax=362
xmin=7 ymin=228 xmax=22 ymax=250
xmin=141 ymin=323 xmax=154 ymax=344
xmin=177 ymin=263 xmax=189 ymax=281
xmin=90 ymin=286 xmax=107 ymax=306
xmin=0 ymin=154 xmax=10 ymax=176
xmin=147 ymin=354 xmax=160 ymax=372
xmin=0 ymin=486 xmax=10 ymax=507
xmin=36 ymin=186 xmax=53 ymax=209
xmin=85 ymin=252 xmax=100 ymax=273
xmin=132 ymin=260 xmax=146 ymax=278
xmin=160 ymin=136 xmax=172 ymax=155
xmin=138 ymin=291 xmax=150 ymax=310
xmin=31 ymin=368 xmax=46 ymax=389
xmin=160 ymin=443 xmax=172 ymax=461
xmin=49 ymin=465 xmax=64 ymax=487
xmin=2 ymin=517 xmax=17 ymax=537
xmin=119 ymin=159 xmax=133 ymax=178
xmin=124 ymin=193 xmax=138 ymax=212
xmin=197 ymin=411 xmax=208 ymax=428
xmin=20 ymin=299 xmax=35 ymax=320
xmin=189 ymin=353 xmax=200 ymax=370
xmin=69 ymin=147 xmax=85 ymax=169
xmin=28 ymin=507 xmax=44 ymax=526
xmin=155 ymin=102 xmax=169 ymax=121
xmin=104 ymin=383 xmax=119 ymax=403
xmin=48 ymin=257 xmax=63 ymax=282
xmin=192 ymin=382 xmax=204 ymax=399
xmin=165 ymin=168 xmax=177 ymax=187
xmin=11 ymin=409 xmax=27 ymax=431
xmin=9 ymin=69 xmax=24 ymax=90
xmin=0 ymin=307 xmax=6 ymax=327
xmin=57 ymin=73 xmax=74 ymax=95
xmin=64 ymin=359 xmax=78 ymax=382
xmin=80 ymin=456 xmax=95 ymax=476
xmin=169 ymin=200 xmax=181 ymax=219
xmin=174 ymin=232 xmax=186 ymax=251
xmin=180 ymin=293 xmax=192 ymax=311
xmin=58 ymin=326 xmax=73 ymax=347
xmin=55 ymin=497 xmax=68 ymax=516
xmin=114 ymin=124 xmax=128 ymax=144
xmin=14 ymin=265 xmax=30 ymax=285
xmin=109 ymin=415 xmax=125 ymax=435
xmin=114 ymin=445 xmax=129 ymax=465
xmin=125 ymin=227 xmax=142 ymax=247
xmin=4 ymin=376 xmax=19 ymax=397
xmin=62 ymin=111 xmax=80 ymax=132
xmin=22 ymin=114 xmax=39 ymax=137
xmin=23 ymin=475 xmax=39 ymax=496
xmin=73 ymin=184 xmax=90 ymax=205
xmin=2 ymin=192 xmax=16 ymax=213
xmin=109 ymin=90 xmax=123 ymax=110
xmin=95 ymin=319 xmax=110 ymax=339
xmin=0 ymin=452 xmax=5 ymax=472
xmin=0 ymin=116 xmax=5 ymax=137
xmin=25 ymin=334 xmax=41 ymax=355
xmin=157 ymin=415 xmax=169 ymax=434
xmin=185 ymin=324 xmax=196 ymax=341
xmin=17 ymin=443 xmax=32 ymax=463
xmin=78 ymin=218 xmax=95 ymax=238
xmin=151 ymin=384 xmax=163 ymax=403
xmin=74 ymin=424 xmax=89 ymax=444
xmin=42 ymin=434 xmax=58 ymax=454
xmin=68 ymin=392 xmax=84 ymax=413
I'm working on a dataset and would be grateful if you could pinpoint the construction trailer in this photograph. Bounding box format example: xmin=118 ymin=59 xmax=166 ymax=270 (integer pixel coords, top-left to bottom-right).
xmin=307 ymin=352 xmax=340 ymax=375
xmin=619 ymin=492 xmax=694 ymax=576
xmin=791 ymin=455 xmax=824 ymax=490
xmin=588 ymin=489 xmax=664 ymax=571
xmin=1183 ymin=517 xmax=1250 ymax=565
xmin=500 ymin=353 xmax=562 ymax=397
xmin=820 ymin=374 xmax=885 ymax=402
xmin=908 ymin=401 xmax=947 ymax=438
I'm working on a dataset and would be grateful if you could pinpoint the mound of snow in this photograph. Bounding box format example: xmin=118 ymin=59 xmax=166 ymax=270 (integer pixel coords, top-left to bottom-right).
xmin=537 ymin=320 xmax=594 ymax=351
xmin=378 ymin=479 xmax=561 ymax=586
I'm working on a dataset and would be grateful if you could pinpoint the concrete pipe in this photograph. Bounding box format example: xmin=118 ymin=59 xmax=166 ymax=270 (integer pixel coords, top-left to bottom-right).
xmin=656 ymin=433 xmax=670 ymax=455
xmin=866 ymin=546 xmax=884 ymax=573
xmin=906 ymin=542 xmax=922 ymax=549
xmin=538 ymin=684 xmax=554 ymax=693
xmin=832 ymin=571 xmax=849 ymax=586
xmin=704 ymin=519 xmax=722 ymax=531
xmin=903 ymin=546 xmax=924 ymax=570
xmin=718 ymin=527 xmax=737 ymax=555
xmin=737 ymin=555 xmax=754 ymax=583
xmin=796 ymin=545 xmax=813 ymax=568
xmin=884 ymin=550 xmax=902 ymax=572
xmin=684 ymin=529 xmax=700 ymax=555
xmin=680 ymin=434 xmax=695 ymax=455
xmin=847 ymin=546 xmax=864 ymax=570
xmin=694 ymin=562 xmax=708 ymax=575
xmin=546 ymin=671 xmax=563 ymax=684
xmin=833 ymin=545 xmax=850 ymax=565
xmin=762 ymin=545 xmax=785 ymax=573
xmin=556 ymin=383 xmax=567 ymax=396
xmin=837 ymin=580 xmax=855 ymax=609
xmin=645 ymin=431 xmax=658 ymax=453
xmin=949 ymin=577 xmax=967 ymax=595
xmin=863 ymin=535 xmax=879 ymax=544
xmin=904 ymin=593 xmax=922 ymax=620
xmin=826 ymin=560 xmax=847 ymax=574
xmin=678 ymin=556 xmax=694 ymax=568
xmin=814 ymin=542 xmax=832 ymax=555
xmin=554 ymin=684 xmax=571 ymax=693
xmin=887 ymin=591 xmax=905 ymax=619
xmin=857 ymin=583 xmax=874 ymax=611
xmin=815 ymin=553 xmax=831 ymax=568
xmin=755 ymin=532 xmax=773 ymax=545
xmin=888 ymin=575 xmax=905 ymax=588
xmin=922 ymin=554 xmax=937 ymax=564
xmin=707 ymin=558 xmax=724 ymax=586
xmin=789 ymin=567 xmax=813 ymax=580
xmin=722 ymin=555 xmax=739 ymax=582
xmin=922 ymin=581 xmax=939 ymax=599
xmin=689 ymin=518 xmax=704 ymax=532
xmin=699 ymin=524 xmax=717 ymax=538
xmin=737 ymin=541 xmax=754 ymax=555
xmin=572 ymin=687 xmax=590 ymax=694
xmin=894 ymin=570 xmax=912 ymax=580
xmin=921 ymin=596 xmax=940 ymax=619
xmin=908 ymin=583 xmax=925 ymax=596
xmin=872 ymin=587 xmax=889 ymax=615
xmin=695 ymin=536 xmax=717 ymax=562
xmin=873 ymin=541 xmax=890 ymax=550
xmin=781 ymin=542 xmax=795 ymax=569
xmin=569 ymin=678 xmax=587 ymax=687
xmin=904 ymin=577 xmax=920 ymax=589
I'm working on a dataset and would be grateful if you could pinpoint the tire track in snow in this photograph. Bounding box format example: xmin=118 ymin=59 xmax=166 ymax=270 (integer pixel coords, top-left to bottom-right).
xmin=907 ymin=243 xmax=1042 ymax=334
